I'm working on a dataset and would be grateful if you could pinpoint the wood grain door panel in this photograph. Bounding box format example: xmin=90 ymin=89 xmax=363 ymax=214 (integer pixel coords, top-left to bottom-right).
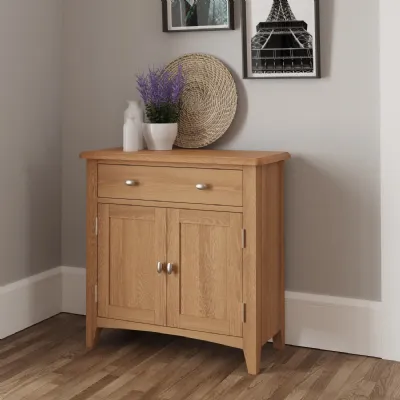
xmin=167 ymin=209 xmax=243 ymax=337
xmin=98 ymin=204 xmax=166 ymax=325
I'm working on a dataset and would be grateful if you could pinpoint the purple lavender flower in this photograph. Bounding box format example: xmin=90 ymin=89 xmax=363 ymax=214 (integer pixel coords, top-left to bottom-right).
xmin=136 ymin=73 xmax=149 ymax=104
xmin=148 ymin=68 xmax=162 ymax=107
xmin=136 ymin=65 xmax=185 ymax=123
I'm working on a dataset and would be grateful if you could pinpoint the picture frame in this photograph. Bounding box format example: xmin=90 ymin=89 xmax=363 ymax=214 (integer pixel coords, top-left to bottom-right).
xmin=241 ymin=0 xmax=321 ymax=79
xmin=162 ymin=0 xmax=235 ymax=32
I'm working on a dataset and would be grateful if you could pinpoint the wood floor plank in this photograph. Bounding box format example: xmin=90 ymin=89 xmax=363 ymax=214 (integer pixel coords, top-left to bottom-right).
xmin=267 ymin=350 xmax=327 ymax=400
xmin=82 ymin=335 xmax=174 ymax=399
xmin=0 ymin=315 xmax=399 ymax=400
xmin=159 ymin=346 xmax=228 ymax=400
xmin=2 ymin=374 xmax=58 ymax=400
xmin=199 ymin=373 xmax=243 ymax=400
xmin=140 ymin=342 xmax=210 ymax=400
xmin=89 ymin=373 xmax=140 ymax=400
xmin=333 ymin=358 xmax=378 ymax=400
xmin=286 ymin=352 xmax=337 ymax=400
xmin=128 ymin=341 xmax=198 ymax=396
xmin=317 ymin=356 xmax=366 ymax=400
xmin=69 ymin=375 xmax=118 ymax=400
xmin=0 ymin=322 xmax=86 ymax=397
xmin=370 ymin=361 xmax=400 ymax=399
xmin=363 ymin=359 xmax=390 ymax=384
xmin=230 ymin=347 xmax=313 ymax=400
xmin=212 ymin=346 xmax=300 ymax=400
xmin=302 ymin=353 xmax=346 ymax=400
xmin=20 ymin=381 xmax=59 ymax=400
xmin=184 ymin=349 xmax=243 ymax=400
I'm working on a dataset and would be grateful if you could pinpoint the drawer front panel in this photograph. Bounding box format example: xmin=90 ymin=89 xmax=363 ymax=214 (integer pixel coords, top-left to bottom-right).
xmin=98 ymin=164 xmax=243 ymax=206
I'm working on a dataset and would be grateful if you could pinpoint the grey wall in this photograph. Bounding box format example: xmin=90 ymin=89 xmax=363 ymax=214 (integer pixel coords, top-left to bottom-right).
xmin=62 ymin=0 xmax=381 ymax=300
xmin=0 ymin=0 xmax=62 ymax=285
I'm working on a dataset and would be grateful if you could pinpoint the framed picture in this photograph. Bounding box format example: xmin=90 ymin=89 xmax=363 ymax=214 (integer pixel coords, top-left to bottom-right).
xmin=162 ymin=0 xmax=235 ymax=32
xmin=242 ymin=0 xmax=321 ymax=79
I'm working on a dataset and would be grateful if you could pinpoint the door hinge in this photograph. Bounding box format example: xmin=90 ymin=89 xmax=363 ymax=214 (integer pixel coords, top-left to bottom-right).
xmin=241 ymin=229 xmax=246 ymax=249
xmin=95 ymin=217 xmax=98 ymax=236
xmin=242 ymin=303 xmax=247 ymax=323
xmin=94 ymin=284 xmax=98 ymax=303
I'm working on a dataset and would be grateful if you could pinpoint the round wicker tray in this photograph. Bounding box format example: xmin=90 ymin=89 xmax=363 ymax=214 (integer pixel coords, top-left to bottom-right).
xmin=166 ymin=54 xmax=238 ymax=149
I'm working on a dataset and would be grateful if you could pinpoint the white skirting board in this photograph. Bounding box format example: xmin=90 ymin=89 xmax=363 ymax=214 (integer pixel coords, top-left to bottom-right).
xmin=0 ymin=268 xmax=62 ymax=339
xmin=0 ymin=266 xmax=382 ymax=358
xmin=61 ymin=266 xmax=86 ymax=315
xmin=285 ymin=292 xmax=381 ymax=358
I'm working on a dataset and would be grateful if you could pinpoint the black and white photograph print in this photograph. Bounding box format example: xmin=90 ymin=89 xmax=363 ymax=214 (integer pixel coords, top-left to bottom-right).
xmin=162 ymin=0 xmax=234 ymax=32
xmin=242 ymin=0 xmax=321 ymax=79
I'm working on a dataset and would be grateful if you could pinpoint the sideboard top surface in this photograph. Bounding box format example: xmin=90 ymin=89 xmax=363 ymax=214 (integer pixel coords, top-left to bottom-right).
xmin=80 ymin=148 xmax=291 ymax=166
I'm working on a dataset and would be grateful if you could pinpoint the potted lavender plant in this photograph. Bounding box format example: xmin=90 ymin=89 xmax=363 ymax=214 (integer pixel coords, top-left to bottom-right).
xmin=137 ymin=65 xmax=185 ymax=150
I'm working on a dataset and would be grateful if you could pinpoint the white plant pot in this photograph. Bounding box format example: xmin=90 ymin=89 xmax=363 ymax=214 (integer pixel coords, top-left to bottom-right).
xmin=143 ymin=123 xmax=178 ymax=151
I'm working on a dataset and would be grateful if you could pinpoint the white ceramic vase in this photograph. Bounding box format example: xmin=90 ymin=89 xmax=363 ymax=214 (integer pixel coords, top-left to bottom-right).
xmin=143 ymin=123 xmax=178 ymax=151
xmin=123 ymin=101 xmax=144 ymax=152
xmin=123 ymin=118 xmax=144 ymax=152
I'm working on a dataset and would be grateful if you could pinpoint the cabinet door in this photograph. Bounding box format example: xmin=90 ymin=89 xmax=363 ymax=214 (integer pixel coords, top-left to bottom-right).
xmin=167 ymin=209 xmax=243 ymax=337
xmin=98 ymin=204 xmax=166 ymax=326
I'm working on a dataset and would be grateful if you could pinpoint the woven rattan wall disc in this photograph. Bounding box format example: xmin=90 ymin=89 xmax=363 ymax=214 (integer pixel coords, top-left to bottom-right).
xmin=166 ymin=54 xmax=238 ymax=148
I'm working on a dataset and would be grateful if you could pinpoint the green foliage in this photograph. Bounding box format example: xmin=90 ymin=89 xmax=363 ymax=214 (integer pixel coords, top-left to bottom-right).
xmin=145 ymin=103 xmax=180 ymax=124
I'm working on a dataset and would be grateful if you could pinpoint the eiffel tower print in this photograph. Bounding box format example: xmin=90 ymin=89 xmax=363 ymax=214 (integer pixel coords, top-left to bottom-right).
xmin=251 ymin=0 xmax=315 ymax=74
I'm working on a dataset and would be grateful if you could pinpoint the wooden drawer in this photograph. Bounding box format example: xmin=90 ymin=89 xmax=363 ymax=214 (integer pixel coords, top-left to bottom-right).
xmin=98 ymin=164 xmax=243 ymax=206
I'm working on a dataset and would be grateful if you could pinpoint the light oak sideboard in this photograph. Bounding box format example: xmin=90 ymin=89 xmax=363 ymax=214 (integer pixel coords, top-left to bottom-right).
xmin=80 ymin=148 xmax=290 ymax=375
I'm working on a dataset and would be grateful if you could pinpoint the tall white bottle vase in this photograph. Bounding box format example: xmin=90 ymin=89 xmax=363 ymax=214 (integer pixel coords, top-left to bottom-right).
xmin=123 ymin=118 xmax=144 ymax=152
xmin=123 ymin=100 xmax=144 ymax=152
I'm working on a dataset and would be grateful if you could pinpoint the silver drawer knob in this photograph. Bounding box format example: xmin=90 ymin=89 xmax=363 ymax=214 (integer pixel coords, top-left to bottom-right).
xmin=157 ymin=262 xmax=164 ymax=274
xmin=125 ymin=180 xmax=138 ymax=186
xmin=167 ymin=263 xmax=174 ymax=275
xmin=196 ymin=184 xmax=209 ymax=191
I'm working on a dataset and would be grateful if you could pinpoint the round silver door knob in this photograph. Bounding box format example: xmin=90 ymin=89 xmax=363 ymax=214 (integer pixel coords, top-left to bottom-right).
xmin=167 ymin=263 xmax=174 ymax=275
xmin=196 ymin=184 xmax=209 ymax=190
xmin=157 ymin=262 xmax=164 ymax=274
xmin=125 ymin=180 xmax=138 ymax=186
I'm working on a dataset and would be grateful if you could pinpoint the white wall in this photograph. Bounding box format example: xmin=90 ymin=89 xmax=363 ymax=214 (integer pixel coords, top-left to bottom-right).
xmin=62 ymin=0 xmax=381 ymax=301
xmin=0 ymin=0 xmax=62 ymax=285
xmin=381 ymin=0 xmax=400 ymax=361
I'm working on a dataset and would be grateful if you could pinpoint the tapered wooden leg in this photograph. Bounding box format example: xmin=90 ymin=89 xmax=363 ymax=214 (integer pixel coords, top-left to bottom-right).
xmin=86 ymin=273 xmax=101 ymax=349
xmin=244 ymin=345 xmax=261 ymax=375
xmin=86 ymin=321 xmax=101 ymax=349
xmin=273 ymin=329 xmax=285 ymax=350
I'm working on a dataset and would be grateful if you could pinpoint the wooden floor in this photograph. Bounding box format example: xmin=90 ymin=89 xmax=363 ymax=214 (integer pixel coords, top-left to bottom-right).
xmin=0 ymin=315 xmax=399 ymax=400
